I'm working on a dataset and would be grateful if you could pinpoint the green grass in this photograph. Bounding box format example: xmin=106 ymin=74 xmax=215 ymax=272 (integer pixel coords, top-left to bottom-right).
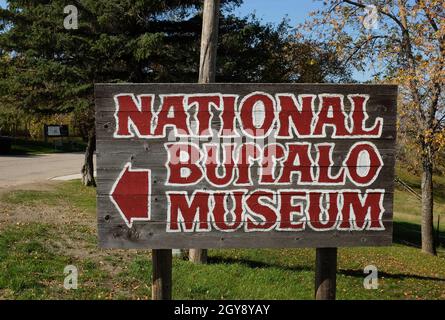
xmin=9 ymin=138 xmax=86 ymax=155
xmin=2 ymin=180 xmax=96 ymax=212
xmin=0 ymin=168 xmax=444 ymax=300
xmin=395 ymin=163 xmax=445 ymax=206
xmin=0 ymin=224 xmax=113 ymax=299
xmin=394 ymin=165 xmax=445 ymax=248
xmin=0 ymin=222 xmax=444 ymax=299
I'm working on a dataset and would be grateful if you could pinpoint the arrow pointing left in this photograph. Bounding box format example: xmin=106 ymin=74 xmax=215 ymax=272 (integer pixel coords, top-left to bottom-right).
xmin=110 ymin=162 xmax=151 ymax=228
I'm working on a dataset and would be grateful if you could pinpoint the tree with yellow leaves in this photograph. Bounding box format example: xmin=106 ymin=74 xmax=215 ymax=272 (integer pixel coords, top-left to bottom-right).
xmin=300 ymin=0 xmax=444 ymax=255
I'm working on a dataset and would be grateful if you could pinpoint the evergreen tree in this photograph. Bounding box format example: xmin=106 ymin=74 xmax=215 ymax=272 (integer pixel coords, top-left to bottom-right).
xmin=0 ymin=0 xmax=350 ymax=186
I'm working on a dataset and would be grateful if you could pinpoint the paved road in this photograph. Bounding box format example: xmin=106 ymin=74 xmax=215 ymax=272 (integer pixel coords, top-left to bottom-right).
xmin=0 ymin=153 xmax=95 ymax=187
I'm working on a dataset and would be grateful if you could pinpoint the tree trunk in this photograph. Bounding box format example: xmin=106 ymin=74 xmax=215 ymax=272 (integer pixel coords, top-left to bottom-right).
xmin=81 ymin=129 xmax=96 ymax=187
xmin=189 ymin=0 xmax=220 ymax=264
xmin=421 ymin=155 xmax=436 ymax=255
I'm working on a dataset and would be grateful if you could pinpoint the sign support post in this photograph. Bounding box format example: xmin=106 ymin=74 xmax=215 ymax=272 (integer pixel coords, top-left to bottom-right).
xmin=315 ymin=248 xmax=337 ymax=300
xmin=189 ymin=0 xmax=220 ymax=264
xmin=152 ymin=249 xmax=172 ymax=300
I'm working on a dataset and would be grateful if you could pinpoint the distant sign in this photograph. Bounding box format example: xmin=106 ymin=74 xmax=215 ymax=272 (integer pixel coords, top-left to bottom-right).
xmin=95 ymin=83 xmax=397 ymax=249
xmin=44 ymin=125 xmax=69 ymax=137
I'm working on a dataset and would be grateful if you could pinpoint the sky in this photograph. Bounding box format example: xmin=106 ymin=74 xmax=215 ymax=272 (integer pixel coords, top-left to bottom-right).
xmin=0 ymin=0 xmax=370 ymax=81
xmin=233 ymin=0 xmax=319 ymax=26
xmin=0 ymin=0 xmax=317 ymax=24
xmin=234 ymin=0 xmax=371 ymax=81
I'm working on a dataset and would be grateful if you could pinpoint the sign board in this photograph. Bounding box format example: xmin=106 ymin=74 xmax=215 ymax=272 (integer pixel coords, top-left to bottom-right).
xmin=95 ymin=83 xmax=397 ymax=249
xmin=44 ymin=124 xmax=69 ymax=137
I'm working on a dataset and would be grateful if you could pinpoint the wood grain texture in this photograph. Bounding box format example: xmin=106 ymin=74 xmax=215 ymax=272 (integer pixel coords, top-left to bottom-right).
xmin=315 ymin=248 xmax=337 ymax=300
xmin=152 ymin=249 xmax=172 ymax=300
xmin=95 ymin=83 xmax=397 ymax=249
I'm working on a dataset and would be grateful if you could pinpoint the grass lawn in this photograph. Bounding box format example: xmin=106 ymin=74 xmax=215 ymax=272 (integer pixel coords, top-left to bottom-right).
xmin=394 ymin=164 xmax=445 ymax=248
xmin=0 ymin=167 xmax=444 ymax=300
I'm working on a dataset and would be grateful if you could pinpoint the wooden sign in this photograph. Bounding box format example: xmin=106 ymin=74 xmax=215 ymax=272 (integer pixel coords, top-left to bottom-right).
xmin=95 ymin=83 xmax=397 ymax=249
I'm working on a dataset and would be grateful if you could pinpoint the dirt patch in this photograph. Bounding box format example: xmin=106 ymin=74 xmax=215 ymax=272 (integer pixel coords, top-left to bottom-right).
xmin=46 ymin=228 xmax=145 ymax=277
xmin=0 ymin=181 xmax=60 ymax=195
xmin=0 ymin=202 xmax=93 ymax=230
xmin=0 ymin=181 xmax=149 ymax=279
xmin=0 ymin=180 xmax=94 ymax=229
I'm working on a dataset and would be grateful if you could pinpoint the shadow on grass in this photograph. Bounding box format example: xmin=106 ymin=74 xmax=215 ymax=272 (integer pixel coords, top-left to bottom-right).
xmin=393 ymin=220 xmax=445 ymax=249
xmin=208 ymin=256 xmax=445 ymax=282
xmin=338 ymin=269 xmax=445 ymax=282
xmin=0 ymin=152 xmax=39 ymax=157
xmin=6 ymin=138 xmax=86 ymax=155
xmin=207 ymin=256 xmax=313 ymax=273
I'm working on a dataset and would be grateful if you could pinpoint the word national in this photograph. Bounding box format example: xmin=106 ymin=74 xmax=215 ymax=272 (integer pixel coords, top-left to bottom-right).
xmin=113 ymin=92 xmax=382 ymax=138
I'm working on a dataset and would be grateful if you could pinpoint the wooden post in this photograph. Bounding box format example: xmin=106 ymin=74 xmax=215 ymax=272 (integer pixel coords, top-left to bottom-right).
xmin=315 ymin=247 xmax=337 ymax=300
xmin=198 ymin=0 xmax=220 ymax=84
xmin=152 ymin=249 xmax=172 ymax=300
xmin=189 ymin=248 xmax=207 ymax=264
xmin=189 ymin=0 xmax=220 ymax=264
